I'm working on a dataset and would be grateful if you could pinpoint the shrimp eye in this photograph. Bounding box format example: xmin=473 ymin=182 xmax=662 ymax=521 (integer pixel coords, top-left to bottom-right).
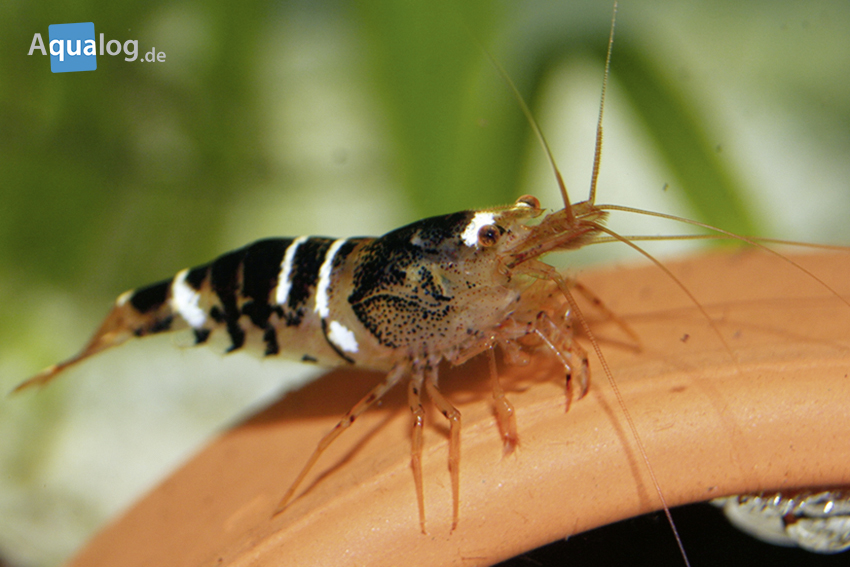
xmin=477 ymin=224 xmax=500 ymax=247
xmin=516 ymin=195 xmax=540 ymax=209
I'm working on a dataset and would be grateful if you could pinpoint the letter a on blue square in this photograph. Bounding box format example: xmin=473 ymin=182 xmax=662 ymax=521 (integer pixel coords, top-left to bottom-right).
xmin=48 ymin=22 xmax=97 ymax=73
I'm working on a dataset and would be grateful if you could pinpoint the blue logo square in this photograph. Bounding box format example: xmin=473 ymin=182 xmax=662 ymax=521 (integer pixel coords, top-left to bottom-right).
xmin=48 ymin=22 xmax=97 ymax=73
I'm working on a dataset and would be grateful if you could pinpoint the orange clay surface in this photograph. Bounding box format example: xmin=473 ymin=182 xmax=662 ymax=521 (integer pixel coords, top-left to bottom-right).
xmin=67 ymin=251 xmax=850 ymax=566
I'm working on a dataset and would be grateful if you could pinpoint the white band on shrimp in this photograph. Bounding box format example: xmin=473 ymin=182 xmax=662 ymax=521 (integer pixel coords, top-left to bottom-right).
xmin=275 ymin=235 xmax=308 ymax=306
xmin=315 ymin=238 xmax=348 ymax=318
xmin=170 ymin=268 xmax=207 ymax=328
xmin=461 ymin=211 xmax=497 ymax=248
xmin=327 ymin=320 xmax=359 ymax=353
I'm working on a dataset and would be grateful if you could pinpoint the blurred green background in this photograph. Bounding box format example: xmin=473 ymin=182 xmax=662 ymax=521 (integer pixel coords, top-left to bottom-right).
xmin=1 ymin=1 xmax=849 ymax=565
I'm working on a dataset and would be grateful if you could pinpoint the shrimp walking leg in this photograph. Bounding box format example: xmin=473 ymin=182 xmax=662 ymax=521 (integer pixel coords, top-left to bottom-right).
xmin=533 ymin=311 xmax=589 ymax=411
xmin=424 ymin=370 xmax=462 ymax=531
xmin=407 ymin=372 xmax=427 ymax=533
xmin=275 ymin=364 xmax=407 ymax=514
xmin=488 ymin=349 xmax=518 ymax=454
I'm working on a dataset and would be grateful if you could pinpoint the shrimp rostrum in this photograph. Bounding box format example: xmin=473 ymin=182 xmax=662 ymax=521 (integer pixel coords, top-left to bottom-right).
xmin=15 ymin=193 xmax=612 ymax=532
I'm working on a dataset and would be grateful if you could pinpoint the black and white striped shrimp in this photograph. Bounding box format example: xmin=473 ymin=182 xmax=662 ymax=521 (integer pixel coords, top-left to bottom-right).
xmin=14 ymin=192 xmax=614 ymax=531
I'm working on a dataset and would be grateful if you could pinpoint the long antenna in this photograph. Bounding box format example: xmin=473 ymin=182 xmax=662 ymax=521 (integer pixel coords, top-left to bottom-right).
xmin=479 ymin=43 xmax=575 ymax=221
xmin=588 ymin=2 xmax=617 ymax=205
xmin=586 ymin=8 xmax=692 ymax=564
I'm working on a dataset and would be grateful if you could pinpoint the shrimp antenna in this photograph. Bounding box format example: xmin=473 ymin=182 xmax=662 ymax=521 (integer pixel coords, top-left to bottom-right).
xmin=588 ymin=2 xmax=617 ymax=205
xmin=479 ymin=38 xmax=574 ymax=221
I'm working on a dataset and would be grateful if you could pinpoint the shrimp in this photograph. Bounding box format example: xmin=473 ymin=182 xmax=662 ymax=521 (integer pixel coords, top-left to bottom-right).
xmin=13 ymin=172 xmax=611 ymax=530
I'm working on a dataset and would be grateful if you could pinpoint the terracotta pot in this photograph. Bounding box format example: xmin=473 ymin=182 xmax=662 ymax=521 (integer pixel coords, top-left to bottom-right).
xmin=67 ymin=251 xmax=850 ymax=566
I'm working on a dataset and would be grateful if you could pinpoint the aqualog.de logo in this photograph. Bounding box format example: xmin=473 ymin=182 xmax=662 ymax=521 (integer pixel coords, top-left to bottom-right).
xmin=28 ymin=22 xmax=165 ymax=73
